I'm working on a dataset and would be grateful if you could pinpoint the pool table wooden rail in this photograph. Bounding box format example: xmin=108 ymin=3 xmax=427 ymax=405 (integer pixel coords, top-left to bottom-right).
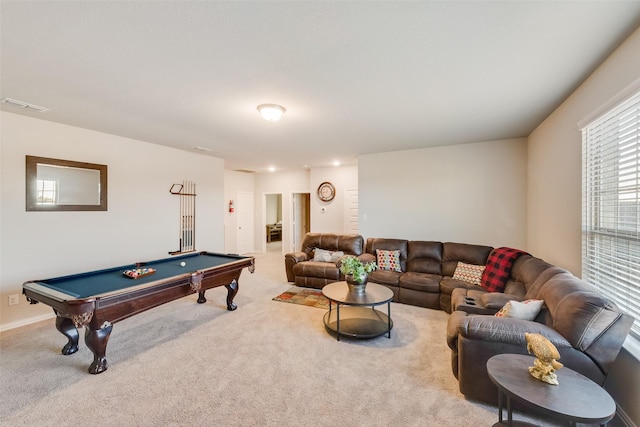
xmin=22 ymin=252 xmax=254 ymax=374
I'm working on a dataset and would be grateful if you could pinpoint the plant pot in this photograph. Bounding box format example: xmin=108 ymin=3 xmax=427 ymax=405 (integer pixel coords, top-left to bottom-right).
xmin=345 ymin=273 xmax=368 ymax=293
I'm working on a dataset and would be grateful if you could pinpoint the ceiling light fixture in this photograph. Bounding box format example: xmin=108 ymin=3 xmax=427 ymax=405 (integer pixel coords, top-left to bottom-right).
xmin=1 ymin=97 xmax=50 ymax=112
xmin=257 ymin=104 xmax=286 ymax=121
xmin=193 ymin=146 xmax=212 ymax=152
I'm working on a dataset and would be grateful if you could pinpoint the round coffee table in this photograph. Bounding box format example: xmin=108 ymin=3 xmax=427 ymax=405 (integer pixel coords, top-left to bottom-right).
xmin=487 ymin=354 xmax=616 ymax=427
xmin=321 ymin=281 xmax=393 ymax=341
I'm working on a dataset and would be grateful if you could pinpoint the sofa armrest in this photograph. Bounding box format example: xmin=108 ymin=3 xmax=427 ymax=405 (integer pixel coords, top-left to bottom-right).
xmin=358 ymin=253 xmax=376 ymax=264
xmin=480 ymin=293 xmax=522 ymax=310
xmin=458 ymin=316 xmax=572 ymax=349
xmin=284 ymin=251 xmax=309 ymax=282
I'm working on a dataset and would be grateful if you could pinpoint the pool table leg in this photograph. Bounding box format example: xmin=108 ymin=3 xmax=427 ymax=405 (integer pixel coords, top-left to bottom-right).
xmin=55 ymin=315 xmax=79 ymax=356
xmin=85 ymin=322 xmax=113 ymax=374
xmin=225 ymin=279 xmax=239 ymax=311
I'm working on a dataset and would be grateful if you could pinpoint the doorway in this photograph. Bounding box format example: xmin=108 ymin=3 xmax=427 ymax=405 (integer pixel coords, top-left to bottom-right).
xmin=265 ymin=193 xmax=283 ymax=253
xmin=292 ymin=193 xmax=310 ymax=252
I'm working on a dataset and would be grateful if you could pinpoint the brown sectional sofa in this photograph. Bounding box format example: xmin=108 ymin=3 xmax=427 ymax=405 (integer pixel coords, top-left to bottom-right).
xmin=284 ymin=233 xmax=364 ymax=288
xmin=447 ymin=270 xmax=634 ymax=405
xmin=284 ymin=233 xmax=635 ymax=406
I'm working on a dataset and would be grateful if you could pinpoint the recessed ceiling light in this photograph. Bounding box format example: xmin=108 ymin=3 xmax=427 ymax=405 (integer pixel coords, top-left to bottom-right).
xmin=257 ymin=104 xmax=286 ymax=121
xmin=193 ymin=146 xmax=212 ymax=152
xmin=268 ymin=166 xmax=276 ymax=172
xmin=0 ymin=97 xmax=50 ymax=112
xmin=333 ymin=160 xmax=341 ymax=166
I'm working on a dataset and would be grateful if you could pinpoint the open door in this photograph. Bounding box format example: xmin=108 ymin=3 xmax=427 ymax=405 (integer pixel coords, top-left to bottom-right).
xmin=292 ymin=193 xmax=310 ymax=252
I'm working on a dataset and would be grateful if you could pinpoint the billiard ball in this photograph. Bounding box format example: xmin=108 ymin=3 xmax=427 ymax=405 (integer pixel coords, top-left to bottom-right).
xmin=180 ymin=262 xmax=186 ymax=267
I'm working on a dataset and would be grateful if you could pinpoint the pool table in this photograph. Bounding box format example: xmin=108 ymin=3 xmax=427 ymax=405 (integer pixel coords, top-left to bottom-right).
xmin=23 ymin=251 xmax=255 ymax=374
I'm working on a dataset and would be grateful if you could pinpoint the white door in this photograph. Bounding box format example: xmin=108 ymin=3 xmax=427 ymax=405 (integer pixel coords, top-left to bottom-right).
xmin=344 ymin=189 xmax=359 ymax=233
xmin=236 ymin=191 xmax=254 ymax=254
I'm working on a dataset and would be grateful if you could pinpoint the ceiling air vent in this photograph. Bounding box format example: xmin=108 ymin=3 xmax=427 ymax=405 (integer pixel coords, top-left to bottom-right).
xmin=0 ymin=97 xmax=50 ymax=112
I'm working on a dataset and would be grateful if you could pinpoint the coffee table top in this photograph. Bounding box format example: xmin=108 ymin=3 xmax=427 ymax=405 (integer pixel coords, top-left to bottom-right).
xmin=322 ymin=282 xmax=393 ymax=306
xmin=487 ymin=354 xmax=616 ymax=424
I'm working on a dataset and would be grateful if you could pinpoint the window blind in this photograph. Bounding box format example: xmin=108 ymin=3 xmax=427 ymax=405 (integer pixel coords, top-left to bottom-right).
xmin=582 ymin=90 xmax=640 ymax=340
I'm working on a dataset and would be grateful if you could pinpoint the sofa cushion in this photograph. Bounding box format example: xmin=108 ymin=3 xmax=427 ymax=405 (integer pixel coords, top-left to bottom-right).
xmin=313 ymin=248 xmax=344 ymax=262
xmin=292 ymin=261 xmax=340 ymax=281
xmin=398 ymin=271 xmax=441 ymax=293
xmin=300 ymin=233 xmax=364 ymax=257
xmin=480 ymin=292 xmax=515 ymax=310
xmin=376 ymin=249 xmax=402 ymax=272
xmin=537 ymin=272 xmax=596 ymax=314
xmin=440 ymin=276 xmax=479 ymax=296
xmin=365 ymin=238 xmax=408 ymax=271
xmin=553 ymin=291 xmax=622 ymax=352
xmin=368 ymin=269 xmax=401 ymax=286
xmin=501 ymin=281 xmax=526 ymax=298
xmin=407 ymin=241 xmax=443 ymax=275
xmin=457 ymin=315 xmax=572 ymax=349
xmin=442 ymin=242 xmax=493 ymax=277
xmin=452 ymin=262 xmax=485 ymax=285
xmin=495 ymin=299 xmax=544 ymax=321
xmin=524 ymin=266 xmax=567 ymax=300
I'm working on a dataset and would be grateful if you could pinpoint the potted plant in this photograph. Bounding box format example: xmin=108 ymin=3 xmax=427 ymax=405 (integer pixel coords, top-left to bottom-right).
xmin=339 ymin=256 xmax=377 ymax=292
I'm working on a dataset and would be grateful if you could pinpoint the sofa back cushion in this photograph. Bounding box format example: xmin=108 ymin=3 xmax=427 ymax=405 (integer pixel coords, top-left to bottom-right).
xmin=498 ymin=255 xmax=554 ymax=299
xmin=524 ymin=265 xmax=567 ymax=300
xmin=553 ymin=290 xmax=623 ymax=351
xmin=537 ymin=272 xmax=595 ymax=317
xmin=301 ymin=233 xmax=364 ymax=258
xmin=441 ymin=242 xmax=493 ymax=277
xmin=407 ymin=241 xmax=443 ymax=275
xmin=365 ymin=238 xmax=409 ymax=272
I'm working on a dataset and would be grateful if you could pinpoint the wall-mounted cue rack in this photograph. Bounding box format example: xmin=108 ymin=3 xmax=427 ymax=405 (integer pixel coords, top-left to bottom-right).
xmin=169 ymin=181 xmax=196 ymax=254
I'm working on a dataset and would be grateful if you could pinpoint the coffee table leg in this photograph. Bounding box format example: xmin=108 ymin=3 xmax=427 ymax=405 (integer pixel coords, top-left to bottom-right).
xmin=507 ymin=394 xmax=512 ymax=426
xmin=336 ymin=303 xmax=341 ymax=341
xmin=387 ymin=301 xmax=391 ymax=339
xmin=498 ymin=390 xmax=503 ymax=424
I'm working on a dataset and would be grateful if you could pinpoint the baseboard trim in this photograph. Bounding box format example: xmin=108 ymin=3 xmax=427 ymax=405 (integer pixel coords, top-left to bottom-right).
xmin=0 ymin=313 xmax=55 ymax=333
xmin=617 ymin=404 xmax=638 ymax=427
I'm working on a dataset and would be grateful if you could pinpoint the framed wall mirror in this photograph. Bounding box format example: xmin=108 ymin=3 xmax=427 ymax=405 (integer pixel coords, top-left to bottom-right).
xmin=26 ymin=155 xmax=108 ymax=211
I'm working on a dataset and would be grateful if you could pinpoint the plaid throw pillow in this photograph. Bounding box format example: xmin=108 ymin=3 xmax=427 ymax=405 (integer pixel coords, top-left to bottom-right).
xmin=376 ymin=249 xmax=402 ymax=272
xmin=480 ymin=247 xmax=528 ymax=292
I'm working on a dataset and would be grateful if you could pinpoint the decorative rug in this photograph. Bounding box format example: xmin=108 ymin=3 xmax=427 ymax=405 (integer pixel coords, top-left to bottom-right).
xmin=272 ymin=287 xmax=330 ymax=310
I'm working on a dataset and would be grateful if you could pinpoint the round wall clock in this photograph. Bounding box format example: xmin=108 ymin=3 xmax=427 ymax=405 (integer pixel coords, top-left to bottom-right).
xmin=317 ymin=181 xmax=336 ymax=202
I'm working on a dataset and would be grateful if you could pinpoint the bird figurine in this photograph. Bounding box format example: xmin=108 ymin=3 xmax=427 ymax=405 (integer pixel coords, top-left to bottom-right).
xmin=525 ymin=332 xmax=563 ymax=385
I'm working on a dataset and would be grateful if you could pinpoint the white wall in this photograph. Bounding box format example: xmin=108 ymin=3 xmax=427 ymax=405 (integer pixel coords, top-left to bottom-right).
xmin=310 ymin=165 xmax=358 ymax=234
xmin=359 ymin=138 xmax=527 ymax=248
xmin=528 ymin=28 xmax=640 ymax=277
xmin=527 ymin=27 xmax=640 ymax=426
xmin=0 ymin=112 xmax=225 ymax=329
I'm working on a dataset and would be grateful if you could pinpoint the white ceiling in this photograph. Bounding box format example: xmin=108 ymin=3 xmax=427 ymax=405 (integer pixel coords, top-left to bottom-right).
xmin=2 ymin=1 xmax=640 ymax=173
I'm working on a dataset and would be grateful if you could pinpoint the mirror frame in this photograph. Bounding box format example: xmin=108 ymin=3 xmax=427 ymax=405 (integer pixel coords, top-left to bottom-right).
xmin=26 ymin=155 xmax=108 ymax=211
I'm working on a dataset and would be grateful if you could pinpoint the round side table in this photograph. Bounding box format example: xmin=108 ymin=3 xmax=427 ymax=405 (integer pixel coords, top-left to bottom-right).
xmin=486 ymin=354 xmax=616 ymax=427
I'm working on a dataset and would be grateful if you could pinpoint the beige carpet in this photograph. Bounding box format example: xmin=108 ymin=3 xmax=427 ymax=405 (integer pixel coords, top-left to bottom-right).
xmin=0 ymin=249 xmax=567 ymax=426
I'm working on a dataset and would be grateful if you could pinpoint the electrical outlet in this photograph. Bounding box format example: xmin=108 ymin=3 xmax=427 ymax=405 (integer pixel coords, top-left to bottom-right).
xmin=8 ymin=294 xmax=19 ymax=306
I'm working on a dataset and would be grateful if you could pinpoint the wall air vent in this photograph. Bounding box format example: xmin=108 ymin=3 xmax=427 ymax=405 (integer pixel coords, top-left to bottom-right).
xmin=0 ymin=97 xmax=50 ymax=112
xmin=234 ymin=169 xmax=256 ymax=173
